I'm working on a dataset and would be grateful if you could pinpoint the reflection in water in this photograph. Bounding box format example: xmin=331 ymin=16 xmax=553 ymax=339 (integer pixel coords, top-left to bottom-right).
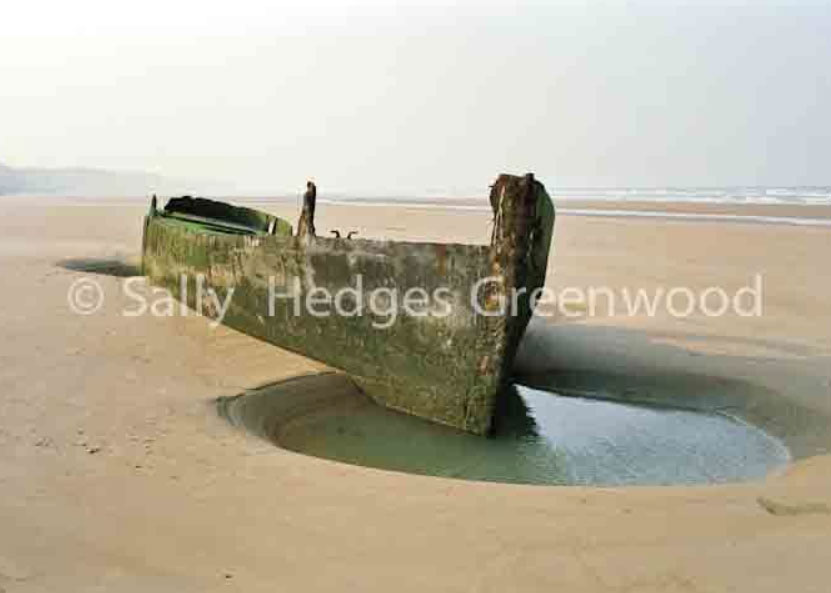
xmin=268 ymin=384 xmax=790 ymax=486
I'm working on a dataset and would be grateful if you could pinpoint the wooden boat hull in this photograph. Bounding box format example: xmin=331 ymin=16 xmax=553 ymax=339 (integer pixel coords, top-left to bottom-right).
xmin=142 ymin=174 xmax=554 ymax=434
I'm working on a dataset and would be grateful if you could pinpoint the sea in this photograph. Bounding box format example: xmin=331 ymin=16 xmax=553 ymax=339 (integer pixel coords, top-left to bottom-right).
xmin=8 ymin=186 xmax=830 ymax=227
xmin=309 ymin=186 xmax=831 ymax=228
xmin=553 ymin=186 xmax=831 ymax=205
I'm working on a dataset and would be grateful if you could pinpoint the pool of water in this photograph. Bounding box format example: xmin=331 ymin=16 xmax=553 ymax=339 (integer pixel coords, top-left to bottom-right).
xmin=223 ymin=380 xmax=791 ymax=486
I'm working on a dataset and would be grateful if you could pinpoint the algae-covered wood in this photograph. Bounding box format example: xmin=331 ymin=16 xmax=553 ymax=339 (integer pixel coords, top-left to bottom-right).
xmin=143 ymin=173 xmax=554 ymax=434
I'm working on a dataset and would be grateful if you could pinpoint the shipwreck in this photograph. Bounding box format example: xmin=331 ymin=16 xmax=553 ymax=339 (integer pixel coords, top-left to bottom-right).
xmin=142 ymin=173 xmax=554 ymax=435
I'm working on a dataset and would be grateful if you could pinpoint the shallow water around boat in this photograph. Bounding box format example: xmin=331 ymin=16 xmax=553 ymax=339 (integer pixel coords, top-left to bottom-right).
xmin=239 ymin=383 xmax=790 ymax=486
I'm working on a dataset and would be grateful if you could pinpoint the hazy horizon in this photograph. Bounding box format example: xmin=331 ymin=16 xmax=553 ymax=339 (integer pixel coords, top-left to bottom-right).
xmin=2 ymin=0 xmax=830 ymax=194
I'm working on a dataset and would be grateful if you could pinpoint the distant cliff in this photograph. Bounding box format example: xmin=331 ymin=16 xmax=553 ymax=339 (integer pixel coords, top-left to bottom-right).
xmin=0 ymin=161 xmax=203 ymax=196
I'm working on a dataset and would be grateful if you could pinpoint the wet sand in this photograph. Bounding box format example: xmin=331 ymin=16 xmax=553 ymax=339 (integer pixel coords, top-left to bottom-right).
xmin=1 ymin=197 xmax=830 ymax=591
xmin=560 ymin=199 xmax=831 ymax=220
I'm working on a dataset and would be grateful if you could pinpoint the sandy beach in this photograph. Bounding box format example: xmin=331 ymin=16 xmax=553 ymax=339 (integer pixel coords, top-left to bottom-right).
xmin=1 ymin=197 xmax=830 ymax=591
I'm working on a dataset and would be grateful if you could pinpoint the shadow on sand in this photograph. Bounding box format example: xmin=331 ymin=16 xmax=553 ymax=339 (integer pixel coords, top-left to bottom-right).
xmin=57 ymin=256 xmax=142 ymax=278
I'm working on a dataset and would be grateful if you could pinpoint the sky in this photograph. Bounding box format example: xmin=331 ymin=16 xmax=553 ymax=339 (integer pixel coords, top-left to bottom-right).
xmin=1 ymin=0 xmax=829 ymax=194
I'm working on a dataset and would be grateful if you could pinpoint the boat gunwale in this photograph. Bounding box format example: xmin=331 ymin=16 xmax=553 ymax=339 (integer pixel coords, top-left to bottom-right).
xmin=152 ymin=210 xmax=495 ymax=254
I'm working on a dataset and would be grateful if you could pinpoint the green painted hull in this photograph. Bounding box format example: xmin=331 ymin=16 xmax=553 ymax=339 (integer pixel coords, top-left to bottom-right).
xmin=142 ymin=174 xmax=554 ymax=434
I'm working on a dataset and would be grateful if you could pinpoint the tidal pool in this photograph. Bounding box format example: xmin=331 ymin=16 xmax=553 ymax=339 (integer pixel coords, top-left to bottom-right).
xmin=221 ymin=379 xmax=790 ymax=486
